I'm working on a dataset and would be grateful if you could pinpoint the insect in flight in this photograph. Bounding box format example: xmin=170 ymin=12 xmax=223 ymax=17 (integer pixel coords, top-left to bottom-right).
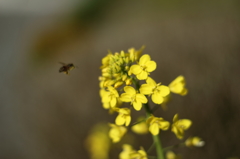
xmin=59 ymin=62 xmax=76 ymax=75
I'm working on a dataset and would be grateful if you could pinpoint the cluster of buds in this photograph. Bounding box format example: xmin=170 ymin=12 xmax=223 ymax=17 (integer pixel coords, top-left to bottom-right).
xmin=99 ymin=46 xmax=144 ymax=88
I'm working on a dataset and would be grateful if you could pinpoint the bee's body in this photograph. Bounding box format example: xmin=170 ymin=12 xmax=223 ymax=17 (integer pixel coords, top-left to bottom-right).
xmin=59 ymin=62 xmax=75 ymax=74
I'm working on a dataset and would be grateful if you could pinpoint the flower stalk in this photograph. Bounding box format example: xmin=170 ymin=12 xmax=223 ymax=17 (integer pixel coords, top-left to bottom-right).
xmin=136 ymin=79 xmax=165 ymax=159
xmin=143 ymin=102 xmax=165 ymax=159
xmin=98 ymin=47 xmax=202 ymax=159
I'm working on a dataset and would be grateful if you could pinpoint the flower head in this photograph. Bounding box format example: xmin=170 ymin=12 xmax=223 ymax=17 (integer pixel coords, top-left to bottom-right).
xmin=85 ymin=123 xmax=110 ymax=159
xmin=101 ymin=86 xmax=119 ymax=108
xmin=119 ymin=144 xmax=135 ymax=159
xmin=129 ymin=148 xmax=148 ymax=159
xmin=131 ymin=118 xmax=148 ymax=134
xmin=185 ymin=136 xmax=205 ymax=147
xmin=115 ymin=108 xmax=131 ymax=126
xmin=99 ymin=47 xmax=144 ymax=88
xmin=109 ymin=123 xmax=127 ymax=143
xmin=169 ymin=76 xmax=188 ymax=96
xmin=119 ymin=145 xmax=148 ymax=159
xmin=166 ymin=151 xmax=182 ymax=159
xmin=146 ymin=115 xmax=170 ymax=136
xmin=140 ymin=77 xmax=170 ymax=104
xmin=171 ymin=114 xmax=192 ymax=139
xmin=130 ymin=54 xmax=157 ymax=80
xmin=120 ymin=86 xmax=148 ymax=111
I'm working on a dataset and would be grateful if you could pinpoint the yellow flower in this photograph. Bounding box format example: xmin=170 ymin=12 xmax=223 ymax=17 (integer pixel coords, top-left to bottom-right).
xmin=120 ymin=86 xmax=148 ymax=111
xmin=185 ymin=136 xmax=205 ymax=147
xmin=119 ymin=144 xmax=135 ymax=159
xmin=129 ymin=147 xmax=148 ymax=159
xmin=101 ymin=86 xmax=119 ymax=108
xmin=131 ymin=118 xmax=148 ymax=134
xmin=109 ymin=123 xmax=127 ymax=143
xmin=115 ymin=108 xmax=131 ymax=126
xmin=166 ymin=151 xmax=182 ymax=159
xmin=169 ymin=76 xmax=188 ymax=96
xmin=140 ymin=77 xmax=170 ymax=104
xmin=146 ymin=115 xmax=170 ymax=136
xmin=171 ymin=114 xmax=192 ymax=139
xmin=130 ymin=54 xmax=157 ymax=80
xmin=85 ymin=123 xmax=110 ymax=159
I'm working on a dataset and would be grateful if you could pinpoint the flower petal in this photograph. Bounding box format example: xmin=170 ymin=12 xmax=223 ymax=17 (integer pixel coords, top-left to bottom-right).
xmin=173 ymin=114 xmax=179 ymax=122
xmin=110 ymin=97 xmax=117 ymax=107
xmin=125 ymin=116 xmax=131 ymax=126
xmin=136 ymin=94 xmax=148 ymax=103
xmin=120 ymin=93 xmax=132 ymax=102
xmin=158 ymin=85 xmax=170 ymax=96
xmin=159 ymin=120 xmax=170 ymax=130
xmin=133 ymin=100 xmax=142 ymax=111
xmin=124 ymin=86 xmax=136 ymax=95
xmin=102 ymin=94 xmax=110 ymax=103
xmin=146 ymin=77 xmax=157 ymax=87
xmin=146 ymin=116 xmax=154 ymax=125
xmin=149 ymin=123 xmax=159 ymax=135
xmin=140 ymin=84 xmax=153 ymax=95
xmin=152 ymin=92 xmax=164 ymax=104
xmin=137 ymin=71 xmax=148 ymax=80
xmin=172 ymin=126 xmax=184 ymax=139
xmin=139 ymin=54 xmax=150 ymax=65
xmin=115 ymin=115 xmax=125 ymax=125
xmin=178 ymin=119 xmax=192 ymax=130
xmin=130 ymin=65 xmax=142 ymax=75
xmin=146 ymin=61 xmax=157 ymax=72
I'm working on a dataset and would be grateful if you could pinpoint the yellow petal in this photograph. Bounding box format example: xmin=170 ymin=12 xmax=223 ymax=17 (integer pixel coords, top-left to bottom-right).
xmin=169 ymin=76 xmax=187 ymax=96
xmin=125 ymin=116 xmax=131 ymax=126
xmin=173 ymin=114 xmax=179 ymax=123
xmin=140 ymin=84 xmax=153 ymax=95
xmin=139 ymin=54 xmax=150 ymax=65
xmin=124 ymin=86 xmax=136 ymax=95
xmin=119 ymin=108 xmax=130 ymax=114
xmin=131 ymin=121 xmax=148 ymax=134
xmin=159 ymin=85 xmax=170 ymax=96
xmin=177 ymin=119 xmax=192 ymax=130
xmin=159 ymin=120 xmax=170 ymax=130
xmin=180 ymin=88 xmax=188 ymax=96
xmin=146 ymin=77 xmax=157 ymax=87
xmin=120 ymin=93 xmax=132 ymax=102
xmin=146 ymin=61 xmax=157 ymax=72
xmin=146 ymin=116 xmax=154 ymax=125
xmin=136 ymin=94 xmax=148 ymax=103
xmin=115 ymin=115 xmax=125 ymax=125
xmin=110 ymin=97 xmax=117 ymax=107
xmin=102 ymin=102 xmax=110 ymax=109
xmin=152 ymin=92 xmax=164 ymax=104
xmin=138 ymin=149 xmax=147 ymax=157
xmin=137 ymin=71 xmax=148 ymax=80
xmin=130 ymin=65 xmax=142 ymax=75
xmin=172 ymin=126 xmax=184 ymax=139
xmin=149 ymin=123 xmax=159 ymax=135
xmin=133 ymin=100 xmax=142 ymax=111
xmin=102 ymin=95 xmax=110 ymax=103
xmin=166 ymin=151 xmax=176 ymax=159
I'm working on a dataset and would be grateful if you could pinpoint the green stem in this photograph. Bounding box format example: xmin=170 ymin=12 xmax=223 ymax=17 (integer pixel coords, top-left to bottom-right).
xmin=133 ymin=78 xmax=165 ymax=159
xmin=144 ymin=103 xmax=165 ymax=159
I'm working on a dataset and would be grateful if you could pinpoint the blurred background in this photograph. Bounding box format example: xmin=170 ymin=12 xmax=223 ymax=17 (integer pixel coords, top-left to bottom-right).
xmin=0 ymin=0 xmax=240 ymax=158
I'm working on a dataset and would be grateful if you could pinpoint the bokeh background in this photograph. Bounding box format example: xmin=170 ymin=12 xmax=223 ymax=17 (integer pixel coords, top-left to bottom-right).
xmin=1 ymin=0 xmax=240 ymax=158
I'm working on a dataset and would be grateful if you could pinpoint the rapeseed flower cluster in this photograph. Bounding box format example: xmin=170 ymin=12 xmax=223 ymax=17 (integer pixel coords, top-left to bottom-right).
xmin=98 ymin=47 xmax=204 ymax=159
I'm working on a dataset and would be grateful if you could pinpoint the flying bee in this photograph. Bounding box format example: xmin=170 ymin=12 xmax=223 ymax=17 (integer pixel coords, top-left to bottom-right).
xmin=59 ymin=62 xmax=75 ymax=75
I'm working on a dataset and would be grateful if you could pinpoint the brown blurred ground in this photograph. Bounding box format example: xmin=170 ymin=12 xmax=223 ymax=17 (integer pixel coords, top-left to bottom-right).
xmin=0 ymin=0 xmax=240 ymax=159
